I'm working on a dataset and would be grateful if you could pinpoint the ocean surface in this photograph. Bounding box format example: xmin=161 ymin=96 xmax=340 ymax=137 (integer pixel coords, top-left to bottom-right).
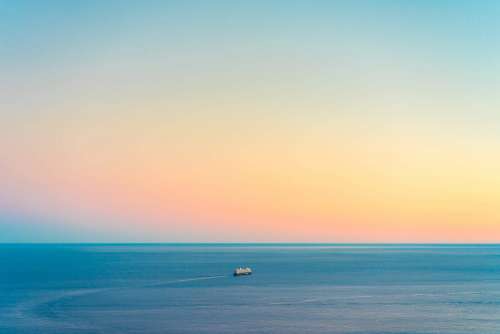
xmin=1 ymin=244 xmax=500 ymax=334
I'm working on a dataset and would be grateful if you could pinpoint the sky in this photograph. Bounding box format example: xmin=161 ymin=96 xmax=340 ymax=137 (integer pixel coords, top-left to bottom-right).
xmin=1 ymin=0 xmax=499 ymax=242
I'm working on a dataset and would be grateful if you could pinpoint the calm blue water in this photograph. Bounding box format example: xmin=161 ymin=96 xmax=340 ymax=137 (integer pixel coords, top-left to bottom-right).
xmin=1 ymin=244 xmax=500 ymax=334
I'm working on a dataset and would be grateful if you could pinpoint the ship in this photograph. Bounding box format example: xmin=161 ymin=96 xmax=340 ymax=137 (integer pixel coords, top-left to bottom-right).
xmin=233 ymin=267 xmax=252 ymax=276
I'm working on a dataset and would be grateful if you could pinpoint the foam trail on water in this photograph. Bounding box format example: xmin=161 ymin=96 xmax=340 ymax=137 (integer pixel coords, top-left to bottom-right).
xmin=146 ymin=275 xmax=228 ymax=288
xmin=11 ymin=275 xmax=228 ymax=331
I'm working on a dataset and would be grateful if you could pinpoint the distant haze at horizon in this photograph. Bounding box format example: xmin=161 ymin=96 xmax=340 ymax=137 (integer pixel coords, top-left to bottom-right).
xmin=1 ymin=0 xmax=500 ymax=243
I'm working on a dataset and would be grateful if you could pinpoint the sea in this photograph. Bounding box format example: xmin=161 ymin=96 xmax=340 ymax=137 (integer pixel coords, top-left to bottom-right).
xmin=1 ymin=244 xmax=500 ymax=334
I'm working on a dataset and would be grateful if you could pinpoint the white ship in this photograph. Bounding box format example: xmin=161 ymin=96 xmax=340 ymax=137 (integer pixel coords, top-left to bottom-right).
xmin=233 ymin=267 xmax=252 ymax=276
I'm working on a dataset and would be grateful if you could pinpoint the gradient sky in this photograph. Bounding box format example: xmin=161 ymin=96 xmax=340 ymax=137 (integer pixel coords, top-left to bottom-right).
xmin=1 ymin=0 xmax=500 ymax=242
